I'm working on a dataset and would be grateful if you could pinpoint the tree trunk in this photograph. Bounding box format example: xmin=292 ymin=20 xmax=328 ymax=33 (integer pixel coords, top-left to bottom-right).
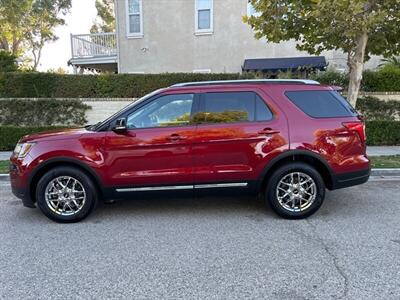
xmin=347 ymin=31 xmax=368 ymax=107
xmin=0 ymin=37 xmax=10 ymax=51
xmin=32 ymin=47 xmax=42 ymax=71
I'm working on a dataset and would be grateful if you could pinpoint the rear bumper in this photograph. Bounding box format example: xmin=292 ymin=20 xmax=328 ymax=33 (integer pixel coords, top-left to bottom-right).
xmin=332 ymin=168 xmax=370 ymax=190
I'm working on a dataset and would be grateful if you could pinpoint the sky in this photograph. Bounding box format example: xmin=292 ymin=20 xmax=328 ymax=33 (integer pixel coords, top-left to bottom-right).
xmin=38 ymin=0 xmax=97 ymax=72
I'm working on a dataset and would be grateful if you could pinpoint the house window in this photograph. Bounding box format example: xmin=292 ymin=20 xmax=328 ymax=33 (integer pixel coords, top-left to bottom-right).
xmin=126 ymin=0 xmax=143 ymax=37
xmin=195 ymin=0 xmax=213 ymax=34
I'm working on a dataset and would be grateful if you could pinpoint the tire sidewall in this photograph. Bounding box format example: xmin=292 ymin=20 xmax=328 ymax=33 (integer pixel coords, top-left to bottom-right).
xmin=266 ymin=162 xmax=325 ymax=219
xmin=36 ymin=166 xmax=97 ymax=223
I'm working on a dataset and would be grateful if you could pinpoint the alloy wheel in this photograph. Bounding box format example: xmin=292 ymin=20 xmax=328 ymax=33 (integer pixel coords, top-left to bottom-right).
xmin=276 ymin=172 xmax=316 ymax=212
xmin=45 ymin=176 xmax=86 ymax=216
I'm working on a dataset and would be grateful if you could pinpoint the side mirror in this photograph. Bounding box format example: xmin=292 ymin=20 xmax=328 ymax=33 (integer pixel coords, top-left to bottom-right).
xmin=113 ymin=118 xmax=127 ymax=133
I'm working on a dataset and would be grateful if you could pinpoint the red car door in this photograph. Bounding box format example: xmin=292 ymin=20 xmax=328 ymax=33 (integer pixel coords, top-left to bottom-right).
xmin=104 ymin=93 xmax=198 ymax=189
xmin=192 ymin=88 xmax=289 ymax=186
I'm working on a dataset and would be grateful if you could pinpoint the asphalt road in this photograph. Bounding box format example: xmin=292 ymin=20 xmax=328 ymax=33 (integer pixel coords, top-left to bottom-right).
xmin=0 ymin=178 xmax=399 ymax=299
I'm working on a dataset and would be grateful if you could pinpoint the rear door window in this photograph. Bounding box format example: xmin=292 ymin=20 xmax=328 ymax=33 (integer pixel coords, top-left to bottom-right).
xmin=285 ymin=90 xmax=357 ymax=118
xmin=195 ymin=92 xmax=273 ymax=124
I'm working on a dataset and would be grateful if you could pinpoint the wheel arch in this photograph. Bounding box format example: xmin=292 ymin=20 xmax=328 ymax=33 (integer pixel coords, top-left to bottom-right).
xmin=258 ymin=150 xmax=335 ymax=192
xmin=28 ymin=157 xmax=104 ymax=204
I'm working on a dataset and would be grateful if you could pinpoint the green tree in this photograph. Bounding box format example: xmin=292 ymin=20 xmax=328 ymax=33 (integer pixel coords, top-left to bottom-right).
xmin=90 ymin=0 xmax=115 ymax=33
xmin=0 ymin=0 xmax=71 ymax=70
xmin=244 ymin=0 xmax=400 ymax=106
xmin=0 ymin=50 xmax=18 ymax=72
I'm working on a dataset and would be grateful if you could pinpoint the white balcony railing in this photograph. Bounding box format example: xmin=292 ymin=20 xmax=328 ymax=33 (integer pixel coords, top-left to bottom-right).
xmin=70 ymin=32 xmax=117 ymax=59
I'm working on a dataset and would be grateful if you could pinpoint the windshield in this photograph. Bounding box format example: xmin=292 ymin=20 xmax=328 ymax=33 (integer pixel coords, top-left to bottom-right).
xmin=91 ymin=88 xmax=166 ymax=131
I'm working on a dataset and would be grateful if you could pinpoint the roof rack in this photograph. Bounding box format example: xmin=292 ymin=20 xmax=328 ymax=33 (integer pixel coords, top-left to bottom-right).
xmin=171 ymin=79 xmax=320 ymax=88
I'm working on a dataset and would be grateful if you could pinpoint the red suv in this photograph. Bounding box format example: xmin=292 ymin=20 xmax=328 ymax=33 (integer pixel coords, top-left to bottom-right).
xmin=10 ymin=80 xmax=370 ymax=222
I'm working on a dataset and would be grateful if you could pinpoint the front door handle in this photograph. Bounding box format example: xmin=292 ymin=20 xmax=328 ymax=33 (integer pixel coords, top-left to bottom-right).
xmin=258 ymin=128 xmax=280 ymax=135
xmin=168 ymin=134 xmax=186 ymax=141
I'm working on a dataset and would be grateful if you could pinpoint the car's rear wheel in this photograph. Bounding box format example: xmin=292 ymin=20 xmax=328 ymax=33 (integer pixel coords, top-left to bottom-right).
xmin=36 ymin=166 xmax=98 ymax=223
xmin=265 ymin=162 xmax=325 ymax=219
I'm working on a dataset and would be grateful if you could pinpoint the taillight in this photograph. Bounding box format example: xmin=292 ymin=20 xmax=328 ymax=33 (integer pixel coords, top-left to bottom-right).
xmin=342 ymin=121 xmax=366 ymax=143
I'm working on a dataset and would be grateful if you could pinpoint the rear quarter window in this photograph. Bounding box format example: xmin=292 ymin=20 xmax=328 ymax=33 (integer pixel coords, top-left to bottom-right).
xmin=285 ymin=90 xmax=357 ymax=118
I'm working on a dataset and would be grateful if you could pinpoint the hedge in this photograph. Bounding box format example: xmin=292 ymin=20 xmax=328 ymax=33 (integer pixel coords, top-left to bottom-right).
xmin=365 ymin=121 xmax=400 ymax=146
xmin=312 ymin=66 xmax=400 ymax=92
xmin=0 ymin=73 xmax=252 ymax=98
xmin=0 ymin=68 xmax=399 ymax=98
xmin=0 ymin=121 xmax=398 ymax=151
xmin=0 ymin=99 xmax=91 ymax=126
xmin=356 ymin=96 xmax=400 ymax=121
xmin=0 ymin=126 xmax=67 ymax=151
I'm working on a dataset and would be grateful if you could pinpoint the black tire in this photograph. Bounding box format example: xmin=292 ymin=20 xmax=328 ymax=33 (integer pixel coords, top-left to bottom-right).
xmin=265 ymin=162 xmax=325 ymax=219
xmin=36 ymin=166 xmax=98 ymax=223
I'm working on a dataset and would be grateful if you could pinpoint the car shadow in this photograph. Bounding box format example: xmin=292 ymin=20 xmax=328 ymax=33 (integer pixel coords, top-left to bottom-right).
xmin=92 ymin=194 xmax=278 ymax=221
xmin=11 ymin=187 xmax=358 ymax=224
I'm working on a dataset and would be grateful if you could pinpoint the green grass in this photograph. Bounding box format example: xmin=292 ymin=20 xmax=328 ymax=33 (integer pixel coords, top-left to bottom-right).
xmin=0 ymin=156 xmax=399 ymax=174
xmin=0 ymin=160 xmax=9 ymax=174
xmin=370 ymin=155 xmax=400 ymax=169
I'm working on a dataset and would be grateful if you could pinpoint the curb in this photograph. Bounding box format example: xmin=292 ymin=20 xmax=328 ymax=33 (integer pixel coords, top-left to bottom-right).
xmin=1 ymin=169 xmax=400 ymax=181
xmin=370 ymin=168 xmax=400 ymax=177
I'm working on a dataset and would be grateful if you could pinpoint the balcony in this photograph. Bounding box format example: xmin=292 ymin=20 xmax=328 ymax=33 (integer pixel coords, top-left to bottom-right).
xmin=69 ymin=32 xmax=118 ymax=72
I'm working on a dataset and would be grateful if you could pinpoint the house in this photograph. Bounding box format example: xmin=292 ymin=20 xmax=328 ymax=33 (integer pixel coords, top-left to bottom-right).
xmin=69 ymin=0 xmax=380 ymax=74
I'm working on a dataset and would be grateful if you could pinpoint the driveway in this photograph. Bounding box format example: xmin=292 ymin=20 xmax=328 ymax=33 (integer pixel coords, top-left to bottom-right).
xmin=0 ymin=178 xmax=399 ymax=299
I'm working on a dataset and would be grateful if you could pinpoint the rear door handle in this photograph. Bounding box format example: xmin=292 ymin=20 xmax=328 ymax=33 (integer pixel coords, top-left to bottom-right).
xmin=168 ymin=134 xmax=186 ymax=141
xmin=258 ymin=128 xmax=280 ymax=135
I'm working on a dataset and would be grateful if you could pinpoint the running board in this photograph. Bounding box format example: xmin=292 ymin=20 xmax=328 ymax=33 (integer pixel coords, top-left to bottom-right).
xmin=116 ymin=182 xmax=248 ymax=193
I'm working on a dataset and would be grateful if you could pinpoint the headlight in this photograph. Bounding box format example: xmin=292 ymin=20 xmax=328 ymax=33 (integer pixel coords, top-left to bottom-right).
xmin=13 ymin=142 xmax=35 ymax=158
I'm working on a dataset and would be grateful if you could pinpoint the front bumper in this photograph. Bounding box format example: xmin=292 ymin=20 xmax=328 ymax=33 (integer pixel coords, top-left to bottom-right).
xmin=9 ymin=158 xmax=36 ymax=208
xmin=11 ymin=185 xmax=36 ymax=208
xmin=332 ymin=168 xmax=370 ymax=190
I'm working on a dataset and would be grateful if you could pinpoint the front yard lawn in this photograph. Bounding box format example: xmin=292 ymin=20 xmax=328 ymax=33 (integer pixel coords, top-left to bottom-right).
xmin=370 ymin=155 xmax=400 ymax=169
xmin=0 ymin=160 xmax=9 ymax=174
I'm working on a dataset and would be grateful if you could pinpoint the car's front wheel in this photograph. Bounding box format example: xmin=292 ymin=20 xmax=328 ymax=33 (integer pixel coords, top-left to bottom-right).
xmin=36 ymin=166 xmax=98 ymax=223
xmin=265 ymin=162 xmax=325 ymax=219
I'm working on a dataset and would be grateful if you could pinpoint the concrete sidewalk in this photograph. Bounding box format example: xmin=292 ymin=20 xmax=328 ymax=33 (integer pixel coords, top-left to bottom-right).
xmin=367 ymin=146 xmax=400 ymax=156
xmin=0 ymin=152 xmax=11 ymax=160
xmin=0 ymin=146 xmax=399 ymax=161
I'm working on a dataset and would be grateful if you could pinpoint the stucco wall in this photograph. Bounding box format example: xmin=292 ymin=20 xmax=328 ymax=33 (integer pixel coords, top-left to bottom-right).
xmin=115 ymin=0 xmax=381 ymax=74
xmin=83 ymin=99 xmax=133 ymax=124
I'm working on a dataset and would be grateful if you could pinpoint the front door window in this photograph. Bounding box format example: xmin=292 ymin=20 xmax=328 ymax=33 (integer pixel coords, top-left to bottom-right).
xmin=127 ymin=94 xmax=194 ymax=129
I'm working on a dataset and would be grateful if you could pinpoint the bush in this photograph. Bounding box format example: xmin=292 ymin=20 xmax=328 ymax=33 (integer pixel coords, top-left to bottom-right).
xmin=362 ymin=65 xmax=400 ymax=92
xmin=311 ymin=69 xmax=348 ymax=87
xmin=0 ymin=73 xmax=253 ymax=98
xmin=356 ymin=97 xmax=400 ymax=121
xmin=0 ymin=126 xmax=68 ymax=151
xmin=0 ymin=99 xmax=91 ymax=126
xmin=311 ymin=66 xmax=400 ymax=92
xmin=366 ymin=121 xmax=400 ymax=146
xmin=0 ymin=51 xmax=18 ymax=73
